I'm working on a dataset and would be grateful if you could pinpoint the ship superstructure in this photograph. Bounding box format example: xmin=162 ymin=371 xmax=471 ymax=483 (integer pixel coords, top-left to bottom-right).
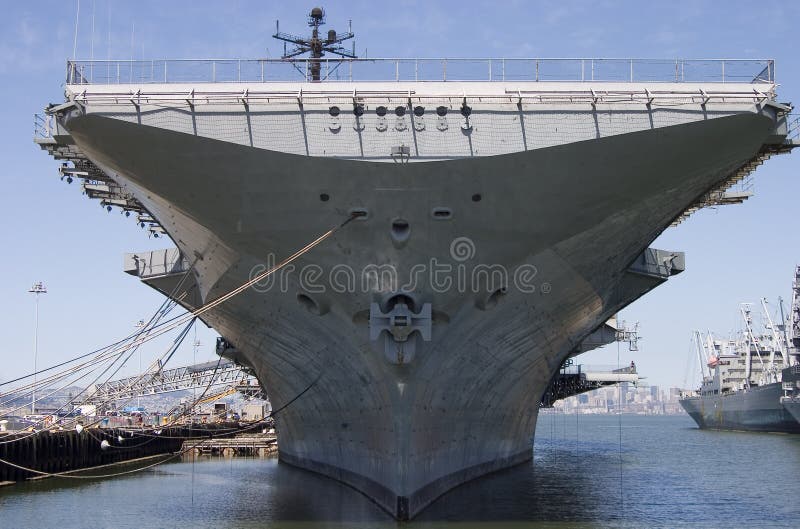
xmin=34 ymin=11 xmax=797 ymax=518
xmin=780 ymin=266 xmax=800 ymax=423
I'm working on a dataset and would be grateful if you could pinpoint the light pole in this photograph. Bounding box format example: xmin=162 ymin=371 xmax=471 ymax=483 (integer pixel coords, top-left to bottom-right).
xmin=28 ymin=282 xmax=47 ymax=415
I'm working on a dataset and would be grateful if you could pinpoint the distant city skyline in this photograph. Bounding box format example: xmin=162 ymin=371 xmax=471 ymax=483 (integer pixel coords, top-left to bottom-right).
xmin=550 ymin=383 xmax=687 ymax=415
xmin=1 ymin=0 xmax=798 ymax=390
xmin=1 ymin=378 xmax=684 ymax=417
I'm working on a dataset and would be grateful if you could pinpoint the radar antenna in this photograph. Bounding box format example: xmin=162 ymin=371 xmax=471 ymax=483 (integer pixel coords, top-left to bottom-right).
xmin=273 ymin=7 xmax=356 ymax=82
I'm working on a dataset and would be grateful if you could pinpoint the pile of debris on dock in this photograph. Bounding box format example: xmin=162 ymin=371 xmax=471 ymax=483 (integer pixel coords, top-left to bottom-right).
xmin=183 ymin=431 xmax=277 ymax=457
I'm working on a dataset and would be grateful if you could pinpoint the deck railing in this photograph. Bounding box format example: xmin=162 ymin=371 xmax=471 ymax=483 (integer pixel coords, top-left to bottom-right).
xmin=65 ymin=58 xmax=774 ymax=85
xmin=788 ymin=114 xmax=800 ymax=142
xmin=33 ymin=113 xmax=53 ymax=139
xmin=559 ymin=364 xmax=637 ymax=376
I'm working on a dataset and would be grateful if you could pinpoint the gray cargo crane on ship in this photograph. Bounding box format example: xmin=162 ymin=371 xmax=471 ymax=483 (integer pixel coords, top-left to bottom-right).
xmin=34 ymin=7 xmax=797 ymax=519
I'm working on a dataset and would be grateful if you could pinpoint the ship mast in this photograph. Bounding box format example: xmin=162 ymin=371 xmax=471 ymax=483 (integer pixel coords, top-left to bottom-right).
xmin=740 ymin=303 xmax=767 ymax=388
xmin=761 ymin=298 xmax=783 ymax=366
xmin=273 ymin=7 xmax=356 ymax=82
xmin=694 ymin=330 xmax=710 ymax=380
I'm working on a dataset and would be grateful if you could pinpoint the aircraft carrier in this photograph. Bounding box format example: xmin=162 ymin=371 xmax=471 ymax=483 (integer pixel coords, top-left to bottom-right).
xmin=34 ymin=9 xmax=797 ymax=519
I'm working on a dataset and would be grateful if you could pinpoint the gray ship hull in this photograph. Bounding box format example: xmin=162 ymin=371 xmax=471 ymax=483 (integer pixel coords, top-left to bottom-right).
xmin=52 ymin=102 xmax=785 ymax=518
xmin=781 ymin=399 xmax=800 ymax=424
xmin=680 ymin=384 xmax=800 ymax=433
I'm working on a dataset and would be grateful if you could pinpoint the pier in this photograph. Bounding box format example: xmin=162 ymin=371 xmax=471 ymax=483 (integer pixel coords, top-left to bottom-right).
xmin=183 ymin=432 xmax=277 ymax=457
xmin=0 ymin=424 xmax=240 ymax=485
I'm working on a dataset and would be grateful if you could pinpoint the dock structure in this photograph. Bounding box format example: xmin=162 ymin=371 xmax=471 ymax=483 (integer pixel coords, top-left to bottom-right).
xmin=183 ymin=432 xmax=278 ymax=457
xmin=0 ymin=424 xmax=239 ymax=484
xmin=540 ymin=364 xmax=639 ymax=408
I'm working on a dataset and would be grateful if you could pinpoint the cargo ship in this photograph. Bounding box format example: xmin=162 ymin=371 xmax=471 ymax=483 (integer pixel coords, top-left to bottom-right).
xmin=34 ymin=9 xmax=797 ymax=519
xmin=680 ymin=268 xmax=800 ymax=433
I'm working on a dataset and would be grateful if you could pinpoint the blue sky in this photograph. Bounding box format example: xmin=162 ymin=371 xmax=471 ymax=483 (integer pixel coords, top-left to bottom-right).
xmin=1 ymin=0 xmax=798 ymax=390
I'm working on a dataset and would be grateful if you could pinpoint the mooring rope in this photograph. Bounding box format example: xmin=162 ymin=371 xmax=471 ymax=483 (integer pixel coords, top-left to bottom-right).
xmin=0 ymin=370 xmax=323 ymax=479
xmin=0 ymin=313 xmax=196 ymax=445
xmin=0 ymin=213 xmax=354 ymax=453
xmin=0 ymin=258 xmax=197 ymax=398
xmin=3 ymin=212 xmax=353 ymax=416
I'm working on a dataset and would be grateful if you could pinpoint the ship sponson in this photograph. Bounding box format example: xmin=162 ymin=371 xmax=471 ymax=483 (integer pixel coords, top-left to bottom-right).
xmin=38 ymin=60 xmax=796 ymax=518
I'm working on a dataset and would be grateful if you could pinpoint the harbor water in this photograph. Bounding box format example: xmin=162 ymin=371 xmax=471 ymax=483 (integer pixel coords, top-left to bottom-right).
xmin=1 ymin=414 xmax=798 ymax=528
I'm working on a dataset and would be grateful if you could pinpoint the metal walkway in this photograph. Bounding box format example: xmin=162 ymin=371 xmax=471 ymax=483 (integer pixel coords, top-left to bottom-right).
xmin=540 ymin=363 xmax=639 ymax=408
xmin=85 ymin=353 xmax=263 ymax=405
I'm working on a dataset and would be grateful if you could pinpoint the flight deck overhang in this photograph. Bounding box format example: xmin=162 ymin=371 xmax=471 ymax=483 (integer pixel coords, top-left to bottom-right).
xmin=574 ymin=247 xmax=683 ymax=355
xmin=123 ymin=248 xmax=201 ymax=313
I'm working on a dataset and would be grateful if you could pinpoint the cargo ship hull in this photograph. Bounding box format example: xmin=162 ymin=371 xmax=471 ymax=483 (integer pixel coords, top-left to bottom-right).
xmin=680 ymin=384 xmax=800 ymax=433
xmin=783 ymin=399 xmax=800 ymax=424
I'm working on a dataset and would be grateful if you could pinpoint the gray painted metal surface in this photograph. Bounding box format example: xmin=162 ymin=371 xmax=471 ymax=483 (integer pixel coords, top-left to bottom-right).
xmin=782 ymin=397 xmax=800 ymax=424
